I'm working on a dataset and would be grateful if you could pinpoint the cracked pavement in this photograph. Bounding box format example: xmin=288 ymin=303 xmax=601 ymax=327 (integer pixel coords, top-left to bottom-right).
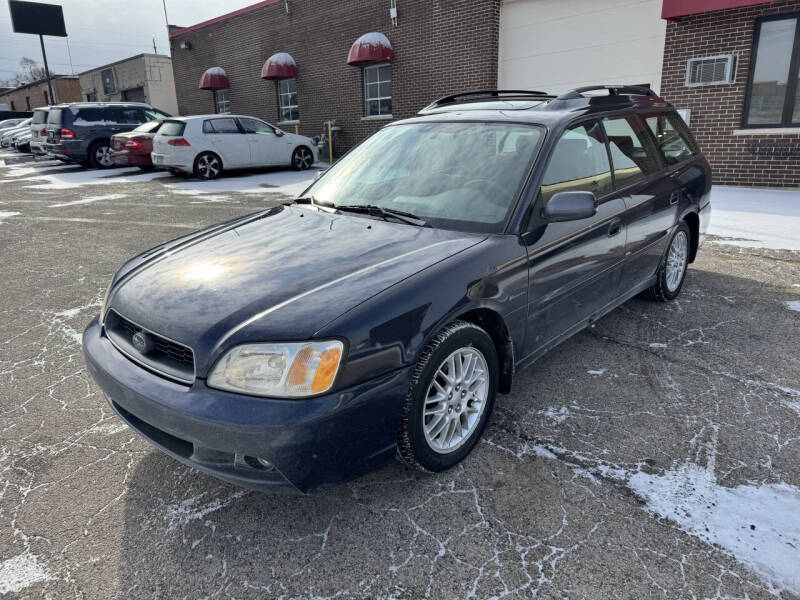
xmin=1 ymin=153 xmax=799 ymax=599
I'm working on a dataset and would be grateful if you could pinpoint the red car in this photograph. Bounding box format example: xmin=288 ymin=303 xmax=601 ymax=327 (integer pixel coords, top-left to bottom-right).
xmin=110 ymin=120 xmax=164 ymax=170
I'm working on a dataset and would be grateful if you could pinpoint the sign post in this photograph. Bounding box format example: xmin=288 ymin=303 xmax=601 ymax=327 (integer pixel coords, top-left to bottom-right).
xmin=8 ymin=1 xmax=67 ymax=105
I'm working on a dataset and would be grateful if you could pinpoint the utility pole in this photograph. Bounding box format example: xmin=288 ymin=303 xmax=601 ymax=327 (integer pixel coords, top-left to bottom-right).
xmin=162 ymin=0 xmax=170 ymax=33
xmin=153 ymin=38 xmax=157 ymax=53
xmin=39 ymin=34 xmax=54 ymax=105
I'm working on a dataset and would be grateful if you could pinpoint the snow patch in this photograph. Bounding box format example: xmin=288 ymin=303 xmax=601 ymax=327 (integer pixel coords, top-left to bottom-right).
xmin=539 ymin=406 xmax=569 ymax=424
xmin=163 ymin=167 xmax=320 ymax=197
xmin=353 ymin=31 xmax=392 ymax=48
xmin=648 ymin=342 xmax=668 ymax=349
xmin=785 ymin=301 xmax=800 ymax=313
xmin=629 ymin=464 xmax=800 ymax=596
xmin=165 ymin=491 xmax=247 ymax=531
xmin=267 ymin=52 xmax=296 ymax=66
xmin=0 ymin=211 xmax=20 ymax=223
xmin=587 ymin=369 xmax=606 ymax=376
xmin=206 ymin=66 xmax=226 ymax=75
xmin=49 ymin=193 xmax=126 ymax=208
xmin=709 ymin=186 xmax=800 ymax=251
xmin=0 ymin=552 xmax=54 ymax=594
xmin=23 ymin=167 xmax=170 ymax=190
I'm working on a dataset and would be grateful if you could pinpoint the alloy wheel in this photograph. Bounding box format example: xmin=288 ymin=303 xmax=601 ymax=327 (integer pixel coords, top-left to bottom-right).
xmin=197 ymin=154 xmax=220 ymax=179
xmin=294 ymin=147 xmax=312 ymax=169
xmin=422 ymin=347 xmax=489 ymax=454
xmin=665 ymin=230 xmax=688 ymax=292
xmin=96 ymin=145 xmax=113 ymax=167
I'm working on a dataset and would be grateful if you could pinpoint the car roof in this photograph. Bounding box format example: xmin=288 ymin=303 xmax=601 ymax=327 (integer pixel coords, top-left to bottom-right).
xmin=51 ymin=102 xmax=153 ymax=109
xmin=405 ymin=86 xmax=673 ymax=128
xmin=166 ymin=114 xmax=263 ymax=122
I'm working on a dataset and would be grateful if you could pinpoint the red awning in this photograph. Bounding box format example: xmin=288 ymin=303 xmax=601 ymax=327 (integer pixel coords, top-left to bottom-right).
xmin=347 ymin=32 xmax=393 ymax=66
xmin=199 ymin=67 xmax=230 ymax=90
xmin=261 ymin=52 xmax=298 ymax=80
xmin=662 ymin=0 xmax=775 ymax=19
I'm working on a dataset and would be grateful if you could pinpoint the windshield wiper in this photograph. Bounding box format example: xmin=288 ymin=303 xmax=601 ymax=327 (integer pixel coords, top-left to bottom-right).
xmin=334 ymin=204 xmax=427 ymax=227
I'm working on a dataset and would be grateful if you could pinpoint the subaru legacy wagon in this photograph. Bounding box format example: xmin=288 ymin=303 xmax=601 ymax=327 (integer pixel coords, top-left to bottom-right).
xmin=83 ymin=86 xmax=711 ymax=493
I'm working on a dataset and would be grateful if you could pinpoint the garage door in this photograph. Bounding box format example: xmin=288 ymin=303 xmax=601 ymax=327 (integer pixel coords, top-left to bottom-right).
xmin=122 ymin=87 xmax=146 ymax=102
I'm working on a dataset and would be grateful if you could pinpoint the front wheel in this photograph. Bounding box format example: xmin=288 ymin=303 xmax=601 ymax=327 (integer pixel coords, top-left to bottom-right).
xmin=397 ymin=321 xmax=498 ymax=472
xmin=291 ymin=146 xmax=313 ymax=170
xmin=645 ymin=221 xmax=691 ymax=302
xmin=194 ymin=152 xmax=222 ymax=180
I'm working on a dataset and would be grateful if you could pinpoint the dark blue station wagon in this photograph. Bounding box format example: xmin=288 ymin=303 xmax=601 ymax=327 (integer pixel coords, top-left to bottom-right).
xmin=83 ymin=86 xmax=711 ymax=493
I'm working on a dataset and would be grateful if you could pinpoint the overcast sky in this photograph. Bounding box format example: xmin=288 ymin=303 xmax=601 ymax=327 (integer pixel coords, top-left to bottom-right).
xmin=0 ymin=0 xmax=256 ymax=78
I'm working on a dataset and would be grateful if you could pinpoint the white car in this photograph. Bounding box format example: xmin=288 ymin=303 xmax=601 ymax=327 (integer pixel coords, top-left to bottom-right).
xmin=151 ymin=115 xmax=318 ymax=179
xmin=29 ymin=107 xmax=50 ymax=155
xmin=0 ymin=118 xmax=26 ymax=131
xmin=1 ymin=118 xmax=32 ymax=147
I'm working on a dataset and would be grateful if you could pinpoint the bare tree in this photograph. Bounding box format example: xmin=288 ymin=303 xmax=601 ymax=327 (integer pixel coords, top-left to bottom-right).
xmin=0 ymin=57 xmax=48 ymax=88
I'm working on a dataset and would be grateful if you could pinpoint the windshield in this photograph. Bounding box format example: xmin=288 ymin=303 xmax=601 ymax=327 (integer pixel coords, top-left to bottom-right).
xmin=304 ymin=121 xmax=544 ymax=233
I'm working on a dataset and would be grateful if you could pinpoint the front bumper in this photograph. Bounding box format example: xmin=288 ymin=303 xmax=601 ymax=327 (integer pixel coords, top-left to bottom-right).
xmin=82 ymin=317 xmax=410 ymax=493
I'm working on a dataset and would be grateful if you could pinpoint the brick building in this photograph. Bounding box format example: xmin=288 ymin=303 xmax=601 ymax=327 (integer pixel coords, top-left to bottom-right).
xmin=169 ymin=0 xmax=501 ymax=155
xmin=0 ymin=76 xmax=81 ymax=112
xmin=660 ymin=0 xmax=800 ymax=187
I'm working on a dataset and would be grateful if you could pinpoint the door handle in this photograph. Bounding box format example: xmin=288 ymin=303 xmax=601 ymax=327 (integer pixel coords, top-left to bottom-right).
xmin=670 ymin=191 xmax=681 ymax=205
xmin=608 ymin=218 xmax=623 ymax=237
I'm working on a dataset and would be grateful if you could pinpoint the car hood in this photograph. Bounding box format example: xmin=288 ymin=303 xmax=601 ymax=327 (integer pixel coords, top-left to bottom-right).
xmin=109 ymin=205 xmax=484 ymax=374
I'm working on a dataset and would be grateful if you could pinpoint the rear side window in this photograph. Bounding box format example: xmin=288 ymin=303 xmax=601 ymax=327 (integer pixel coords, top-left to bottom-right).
xmin=74 ymin=108 xmax=112 ymax=125
xmin=204 ymin=118 xmax=240 ymax=134
xmin=112 ymin=108 xmax=145 ymax=124
xmin=47 ymin=108 xmax=64 ymax=125
xmin=644 ymin=112 xmax=697 ymax=166
xmin=540 ymin=120 xmax=613 ymax=203
xmin=158 ymin=121 xmax=186 ymax=136
xmin=603 ymin=116 xmax=662 ymax=189
xmin=32 ymin=110 xmax=48 ymax=124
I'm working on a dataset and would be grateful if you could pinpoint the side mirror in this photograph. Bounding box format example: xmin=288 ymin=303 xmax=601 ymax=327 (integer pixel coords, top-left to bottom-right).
xmin=542 ymin=191 xmax=598 ymax=222
xmin=275 ymin=129 xmax=285 ymax=137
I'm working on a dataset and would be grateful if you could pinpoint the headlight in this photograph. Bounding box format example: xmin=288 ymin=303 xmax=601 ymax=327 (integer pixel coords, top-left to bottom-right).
xmin=98 ymin=281 xmax=113 ymax=326
xmin=208 ymin=341 xmax=344 ymax=398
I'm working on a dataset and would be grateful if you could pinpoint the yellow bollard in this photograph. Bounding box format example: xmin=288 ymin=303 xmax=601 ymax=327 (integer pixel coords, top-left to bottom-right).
xmin=328 ymin=120 xmax=333 ymax=165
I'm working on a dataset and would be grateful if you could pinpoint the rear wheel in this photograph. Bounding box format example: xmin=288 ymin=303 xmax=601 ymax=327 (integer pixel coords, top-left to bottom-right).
xmin=88 ymin=140 xmax=113 ymax=169
xmin=645 ymin=221 xmax=691 ymax=302
xmin=292 ymin=146 xmax=313 ymax=170
xmin=194 ymin=152 xmax=222 ymax=180
xmin=397 ymin=321 xmax=498 ymax=472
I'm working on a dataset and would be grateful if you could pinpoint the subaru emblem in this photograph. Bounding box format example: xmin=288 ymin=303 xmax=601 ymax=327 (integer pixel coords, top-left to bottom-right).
xmin=131 ymin=330 xmax=154 ymax=354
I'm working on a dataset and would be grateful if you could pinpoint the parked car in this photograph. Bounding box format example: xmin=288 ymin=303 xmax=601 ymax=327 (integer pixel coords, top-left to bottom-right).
xmin=29 ymin=106 xmax=50 ymax=156
xmin=0 ymin=118 xmax=32 ymax=147
xmin=14 ymin=131 xmax=32 ymax=153
xmin=151 ymin=115 xmax=318 ymax=179
xmin=45 ymin=102 xmax=170 ymax=168
xmin=83 ymin=86 xmax=711 ymax=494
xmin=109 ymin=120 xmax=164 ymax=170
xmin=0 ymin=117 xmax=26 ymax=131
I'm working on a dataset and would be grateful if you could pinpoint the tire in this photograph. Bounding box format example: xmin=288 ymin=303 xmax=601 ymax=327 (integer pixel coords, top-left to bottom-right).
xmin=138 ymin=165 xmax=155 ymax=172
xmin=397 ymin=320 xmax=499 ymax=472
xmin=88 ymin=140 xmax=113 ymax=169
xmin=645 ymin=221 xmax=691 ymax=302
xmin=291 ymin=146 xmax=314 ymax=170
xmin=194 ymin=152 xmax=223 ymax=180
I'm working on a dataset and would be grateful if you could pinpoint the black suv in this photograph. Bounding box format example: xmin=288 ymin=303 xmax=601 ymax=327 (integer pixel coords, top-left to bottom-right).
xmin=45 ymin=102 xmax=170 ymax=168
xmin=83 ymin=86 xmax=711 ymax=493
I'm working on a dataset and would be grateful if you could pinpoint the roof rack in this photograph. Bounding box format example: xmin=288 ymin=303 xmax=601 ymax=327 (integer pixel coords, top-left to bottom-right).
xmin=420 ymin=89 xmax=555 ymax=113
xmin=555 ymin=85 xmax=658 ymax=101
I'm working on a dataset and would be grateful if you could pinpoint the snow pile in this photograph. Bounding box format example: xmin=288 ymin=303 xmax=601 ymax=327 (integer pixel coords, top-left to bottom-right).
xmin=709 ymin=186 xmax=800 ymax=251
xmin=0 ymin=552 xmax=54 ymax=594
xmin=629 ymin=463 xmax=800 ymax=596
xmin=268 ymin=52 xmax=296 ymax=66
xmin=0 ymin=211 xmax=20 ymax=223
xmin=353 ymin=32 xmax=391 ymax=48
xmin=23 ymin=167 xmax=170 ymax=190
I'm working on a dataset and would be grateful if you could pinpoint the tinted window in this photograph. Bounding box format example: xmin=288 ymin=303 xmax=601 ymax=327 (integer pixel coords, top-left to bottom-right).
xmin=142 ymin=108 xmax=170 ymax=120
xmin=603 ymin=116 xmax=661 ymax=188
xmin=239 ymin=118 xmax=275 ymax=134
xmin=158 ymin=121 xmax=185 ymax=136
xmin=644 ymin=113 xmax=696 ymax=166
xmin=745 ymin=17 xmax=799 ymax=125
xmin=112 ymin=108 xmax=145 ymax=124
xmin=47 ymin=108 xmax=64 ymax=125
xmin=207 ymin=118 xmax=240 ymax=133
xmin=132 ymin=120 xmax=162 ymax=133
xmin=74 ymin=107 xmax=110 ymax=124
xmin=541 ymin=121 xmax=613 ymax=203
xmin=303 ymin=122 xmax=544 ymax=233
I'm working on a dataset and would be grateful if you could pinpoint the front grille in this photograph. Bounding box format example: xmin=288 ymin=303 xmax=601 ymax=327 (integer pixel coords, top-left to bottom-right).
xmin=105 ymin=310 xmax=195 ymax=384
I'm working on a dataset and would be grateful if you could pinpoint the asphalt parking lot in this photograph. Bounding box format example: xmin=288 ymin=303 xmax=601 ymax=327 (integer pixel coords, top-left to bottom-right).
xmin=1 ymin=153 xmax=799 ymax=600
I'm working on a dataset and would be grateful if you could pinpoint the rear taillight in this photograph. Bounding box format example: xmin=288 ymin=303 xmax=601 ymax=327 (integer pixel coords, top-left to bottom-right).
xmin=40 ymin=128 xmax=46 ymax=136
xmin=124 ymin=139 xmax=143 ymax=149
xmin=167 ymin=138 xmax=190 ymax=146
xmin=60 ymin=127 xmax=75 ymax=139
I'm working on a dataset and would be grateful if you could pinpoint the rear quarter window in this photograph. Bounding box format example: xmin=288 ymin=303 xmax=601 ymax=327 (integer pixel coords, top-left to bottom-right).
xmin=644 ymin=112 xmax=698 ymax=166
xmin=32 ymin=110 xmax=48 ymax=124
xmin=158 ymin=121 xmax=186 ymax=136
